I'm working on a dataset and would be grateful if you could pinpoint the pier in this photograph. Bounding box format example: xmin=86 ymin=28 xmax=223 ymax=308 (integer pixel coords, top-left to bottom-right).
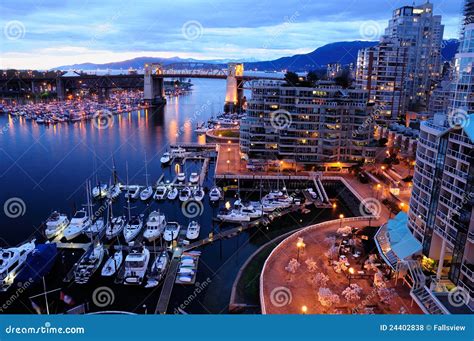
xmin=155 ymin=248 xmax=183 ymax=314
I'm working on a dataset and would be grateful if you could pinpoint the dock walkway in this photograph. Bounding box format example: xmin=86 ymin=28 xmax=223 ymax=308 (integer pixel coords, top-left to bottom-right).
xmin=155 ymin=248 xmax=183 ymax=314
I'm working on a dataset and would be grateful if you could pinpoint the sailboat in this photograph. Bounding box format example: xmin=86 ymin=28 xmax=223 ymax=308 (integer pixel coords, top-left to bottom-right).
xmin=74 ymin=243 xmax=105 ymax=284
xmin=107 ymin=157 xmax=122 ymax=200
xmin=101 ymin=249 xmax=123 ymax=277
xmin=105 ymin=201 xmax=126 ymax=240
xmin=140 ymin=152 xmax=153 ymax=201
xmin=63 ymin=183 xmax=92 ymax=240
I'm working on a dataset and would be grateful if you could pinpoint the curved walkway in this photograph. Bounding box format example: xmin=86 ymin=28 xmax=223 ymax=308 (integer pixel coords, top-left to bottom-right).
xmin=260 ymin=216 xmax=421 ymax=314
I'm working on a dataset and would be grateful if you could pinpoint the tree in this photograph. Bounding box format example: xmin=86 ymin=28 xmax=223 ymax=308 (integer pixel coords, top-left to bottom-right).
xmin=305 ymin=258 xmax=318 ymax=273
xmin=342 ymin=284 xmax=363 ymax=302
xmin=285 ymin=258 xmax=300 ymax=274
xmin=306 ymin=70 xmax=319 ymax=86
xmin=377 ymin=287 xmax=396 ymax=304
xmin=325 ymin=245 xmax=339 ymax=261
xmin=334 ymin=69 xmax=353 ymax=88
xmin=337 ymin=226 xmax=352 ymax=236
xmin=374 ymin=270 xmax=386 ymax=288
xmin=318 ymin=287 xmax=340 ymax=307
xmin=284 ymin=72 xmax=299 ymax=86
xmin=313 ymin=272 xmax=329 ymax=287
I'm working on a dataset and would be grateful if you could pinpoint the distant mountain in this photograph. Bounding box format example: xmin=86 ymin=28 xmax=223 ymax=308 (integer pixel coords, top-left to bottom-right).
xmin=54 ymin=40 xmax=459 ymax=72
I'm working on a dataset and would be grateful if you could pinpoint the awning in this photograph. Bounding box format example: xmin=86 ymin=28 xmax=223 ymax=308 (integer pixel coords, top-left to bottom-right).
xmin=386 ymin=212 xmax=422 ymax=259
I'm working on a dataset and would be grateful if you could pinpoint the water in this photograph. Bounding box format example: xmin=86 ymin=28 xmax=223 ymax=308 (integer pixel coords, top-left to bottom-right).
xmin=0 ymin=78 xmax=352 ymax=314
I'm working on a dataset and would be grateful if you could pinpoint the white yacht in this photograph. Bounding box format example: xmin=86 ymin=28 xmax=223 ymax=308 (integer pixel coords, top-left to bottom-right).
xmin=209 ymin=186 xmax=222 ymax=202
xmin=63 ymin=209 xmax=91 ymax=240
xmin=160 ymin=152 xmax=171 ymax=165
xmin=140 ymin=186 xmax=153 ymax=201
xmin=123 ymin=215 xmax=144 ymax=243
xmin=84 ymin=218 xmax=105 ymax=238
xmin=177 ymin=173 xmax=186 ymax=182
xmin=123 ymin=247 xmax=150 ymax=285
xmin=107 ymin=183 xmax=122 ymax=200
xmin=240 ymin=205 xmax=264 ymax=219
xmin=143 ymin=211 xmax=166 ymax=242
xmin=193 ymin=187 xmax=205 ymax=201
xmin=101 ymin=250 xmax=123 ymax=277
xmin=179 ymin=187 xmax=191 ymax=202
xmin=163 ymin=223 xmax=181 ymax=242
xmin=44 ymin=211 xmax=69 ymax=239
xmin=186 ymin=221 xmax=200 ymax=240
xmin=189 ymin=172 xmax=199 ymax=184
xmin=0 ymin=240 xmax=36 ymax=291
xmin=125 ymin=185 xmax=140 ymax=200
xmin=106 ymin=215 xmax=126 ymax=240
xmin=153 ymin=185 xmax=168 ymax=200
xmin=150 ymin=251 xmax=169 ymax=282
xmin=217 ymin=210 xmax=250 ymax=223
xmin=92 ymin=183 xmax=108 ymax=199
xmin=170 ymin=147 xmax=187 ymax=159
xmin=167 ymin=187 xmax=179 ymax=200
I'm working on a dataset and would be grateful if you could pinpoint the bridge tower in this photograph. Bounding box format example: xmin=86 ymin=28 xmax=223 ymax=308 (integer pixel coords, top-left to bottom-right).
xmin=144 ymin=63 xmax=166 ymax=105
xmin=224 ymin=63 xmax=244 ymax=113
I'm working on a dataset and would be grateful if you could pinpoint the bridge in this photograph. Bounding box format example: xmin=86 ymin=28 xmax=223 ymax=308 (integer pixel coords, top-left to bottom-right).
xmin=0 ymin=63 xmax=283 ymax=112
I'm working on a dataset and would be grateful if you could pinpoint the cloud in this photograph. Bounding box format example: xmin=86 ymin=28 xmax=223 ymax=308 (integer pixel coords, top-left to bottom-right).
xmin=0 ymin=0 xmax=464 ymax=69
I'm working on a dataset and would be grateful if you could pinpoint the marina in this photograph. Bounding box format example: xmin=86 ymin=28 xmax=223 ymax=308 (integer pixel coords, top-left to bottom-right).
xmin=0 ymin=79 xmax=359 ymax=314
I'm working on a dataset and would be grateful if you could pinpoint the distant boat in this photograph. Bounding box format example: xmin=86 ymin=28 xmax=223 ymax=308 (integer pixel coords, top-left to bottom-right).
xmin=186 ymin=221 xmax=200 ymax=240
xmin=160 ymin=152 xmax=171 ymax=165
xmin=153 ymin=185 xmax=168 ymax=200
xmin=209 ymin=186 xmax=222 ymax=202
xmin=189 ymin=172 xmax=199 ymax=184
xmin=193 ymin=187 xmax=205 ymax=201
xmin=16 ymin=243 xmax=58 ymax=284
xmin=179 ymin=187 xmax=191 ymax=202
xmin=163 ymin=223 xmax=180 ymax=242
xmin=167 ymin=187 xmax=178 ymax=200
xmin=123 ymin=216 xmax=143 ymax=243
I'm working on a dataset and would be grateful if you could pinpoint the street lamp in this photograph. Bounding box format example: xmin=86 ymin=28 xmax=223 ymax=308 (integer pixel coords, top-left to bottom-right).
xmin=227 ymin=159 xmax=230 ymax=172
xmin=348 ymin=267 xmax=355 ymax=284
xmin=296 ymin=239 xmax=305 ymax=262
xmin=339 ymin=214 xmax=344 ymax=229
xmin=301 ymin=305 xmax=308 ymax=314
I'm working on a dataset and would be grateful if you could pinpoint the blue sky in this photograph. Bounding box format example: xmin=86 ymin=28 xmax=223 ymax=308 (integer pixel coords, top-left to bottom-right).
xmin=0 ymin=0 xmax=464 ymax=69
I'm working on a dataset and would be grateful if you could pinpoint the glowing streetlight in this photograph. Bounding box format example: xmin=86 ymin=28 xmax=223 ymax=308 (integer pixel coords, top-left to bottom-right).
xmin=332 ymin=203 xmax=337 ymax=209
xmin=301 ymin=305 xmax=308 ymax=314
xmin=339 ymin=214 xmax=344 ymax=229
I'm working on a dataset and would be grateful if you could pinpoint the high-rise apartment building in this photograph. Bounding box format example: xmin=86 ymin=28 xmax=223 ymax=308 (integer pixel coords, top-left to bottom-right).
xmin=407 ymin=0 xmax=474 ymax=311
xmin=356 ymin=2 xmax=444 ymax=123
xmin=239 ymin=80 xmax=377 ymax=169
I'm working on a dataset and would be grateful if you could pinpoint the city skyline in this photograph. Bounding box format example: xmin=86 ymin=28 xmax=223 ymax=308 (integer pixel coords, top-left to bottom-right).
xmin=0 ymin=0 xmax=464 ymax=69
